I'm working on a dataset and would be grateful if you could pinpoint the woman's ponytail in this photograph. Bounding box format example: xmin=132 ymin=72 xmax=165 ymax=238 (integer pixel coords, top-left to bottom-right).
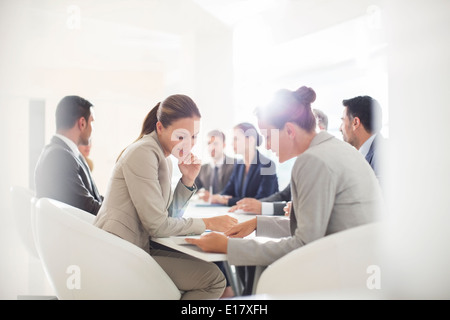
xmin=116 ymin=102 xmax=161 ymax=162
xmin=140 ymin=102 xmax=160 ymax=137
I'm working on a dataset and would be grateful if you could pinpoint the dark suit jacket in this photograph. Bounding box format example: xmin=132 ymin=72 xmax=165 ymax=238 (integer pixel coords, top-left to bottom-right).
xmin=195 ymin=155 xmax=236 ymax=194
xmin=365 ymin=134 xmax=385 ymax=185
xmin=260 ymin=183 xmax=291 ymax=215
xmin=221 ymin=151 xmax=279 ymax=206
xmin=34 ymin=136 xmax=102 ymax=215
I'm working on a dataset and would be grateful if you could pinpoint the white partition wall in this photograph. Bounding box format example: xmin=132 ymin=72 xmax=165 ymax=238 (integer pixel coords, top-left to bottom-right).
xmin=382 ymin=0 xmax=450 ymax=299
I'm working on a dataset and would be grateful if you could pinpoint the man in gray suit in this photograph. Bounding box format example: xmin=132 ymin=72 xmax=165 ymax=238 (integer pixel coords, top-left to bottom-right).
xmin=34 ymin=95 xmax=102 ymax=215
xmin=195 ymin=130 xmax=235 ymax=202
xmin=340 ymin=95 xmax=385 ymax=185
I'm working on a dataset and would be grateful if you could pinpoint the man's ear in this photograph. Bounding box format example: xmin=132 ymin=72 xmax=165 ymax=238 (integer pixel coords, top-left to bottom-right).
xmin=78 ymin=117 xmax=86 ymax=130
xmin=352 ymin=116 xmax=361 ymax=130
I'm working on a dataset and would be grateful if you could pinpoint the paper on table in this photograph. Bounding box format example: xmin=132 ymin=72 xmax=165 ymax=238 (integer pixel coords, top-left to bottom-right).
xmin=169 ymin=235 xmax=202 ymax=245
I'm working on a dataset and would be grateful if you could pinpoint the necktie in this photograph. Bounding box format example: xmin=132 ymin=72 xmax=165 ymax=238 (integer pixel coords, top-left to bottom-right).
xmin=211 ymin=166 xmax=220 ymax=194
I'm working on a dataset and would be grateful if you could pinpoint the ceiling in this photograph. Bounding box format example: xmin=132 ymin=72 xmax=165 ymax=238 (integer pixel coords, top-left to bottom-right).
xmin=1 ymin=0 xmax=384 ymax=74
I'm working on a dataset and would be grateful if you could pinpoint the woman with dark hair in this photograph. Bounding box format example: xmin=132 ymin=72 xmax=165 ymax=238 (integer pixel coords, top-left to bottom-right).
xmin=208 ymin=122 xmax=279 ymax=296
xmin=187 ymin=86 xmax=382 ymax=280
xmin=95 ymin=94 xmax=237 ymax=300
xmin=211 ymin=122 xmax=279 ymax=206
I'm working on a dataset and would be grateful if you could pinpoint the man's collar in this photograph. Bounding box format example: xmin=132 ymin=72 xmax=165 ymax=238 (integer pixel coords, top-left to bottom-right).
xmin=359 ymin=133 xmax=377 ymax=157
xmin=54 ymin=133 xmax=81 ymax=156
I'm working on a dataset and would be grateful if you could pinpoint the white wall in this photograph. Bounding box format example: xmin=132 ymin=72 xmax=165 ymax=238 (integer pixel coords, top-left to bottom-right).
xmin=382 ymin=0 xmax=450 ymax=299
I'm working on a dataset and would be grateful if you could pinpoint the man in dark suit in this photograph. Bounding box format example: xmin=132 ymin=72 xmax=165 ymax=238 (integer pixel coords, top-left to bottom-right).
xmin=34 ymin=95 xmax=103 ymax=215
xmin=195 ymin=130 xmax=235 ymax=202
xmin=340 ymin=95 xmax=385 ymax=185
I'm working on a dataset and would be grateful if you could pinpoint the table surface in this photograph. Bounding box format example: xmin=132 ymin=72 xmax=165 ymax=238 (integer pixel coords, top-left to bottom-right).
xmin=151 ymin=201 xmax=257 ymax=261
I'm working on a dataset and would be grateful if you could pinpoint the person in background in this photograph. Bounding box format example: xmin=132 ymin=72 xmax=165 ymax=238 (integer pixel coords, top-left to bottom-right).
xmin=210 ymin=122 xmax=279 ymax=206
xmin=208 ymin=122 xmax=279 ymax=296
xmin=229 ymin=108 xmax=329 ymax=216
xmin=187 ymin=86 xmax=383 ymax=294
xmin=313 ymin=108 xmax=328 ymax=131
xmin=195 ymin=130 xmax=235 ymax=202
xmin=340 ymin=95 xmax=385 ymax=184
xmin=94 ymin=94 xmax=237 ymax=300
xmin=78 ymin=140 xmax=94 ymax=172
xmin=34 ymin=95 xmax=103 ymax=215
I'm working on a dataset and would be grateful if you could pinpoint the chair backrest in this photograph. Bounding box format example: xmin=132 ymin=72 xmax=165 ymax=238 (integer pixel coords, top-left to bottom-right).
xmin=10 ymin=185 xmax=39 ymax=259
xmin=32 ymin=198 xmax=181 ymax=300
xmin=256 ymin=222 xmax=384 ymax=298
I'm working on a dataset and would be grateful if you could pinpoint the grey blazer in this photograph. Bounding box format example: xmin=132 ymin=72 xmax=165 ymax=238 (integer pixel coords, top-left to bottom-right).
xmin=94 ymin=131 xmax=205 ymax=254
xmin=194 ymin=156 xmax=236 ymax=194
xmin=227 ymin=131 xmax=383 ymax=266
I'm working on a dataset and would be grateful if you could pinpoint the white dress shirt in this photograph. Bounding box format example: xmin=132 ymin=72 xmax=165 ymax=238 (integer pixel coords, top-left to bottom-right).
xmin=359 ymin=134 xmax=377 ymax=157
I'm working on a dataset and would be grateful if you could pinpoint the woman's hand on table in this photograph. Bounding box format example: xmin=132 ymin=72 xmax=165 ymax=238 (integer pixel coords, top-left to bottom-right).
xmin=185 ymin=232 xmax=228 ymax=253
xmin=186 ymin=218 xmax=257 ymax=253
xmin=202 ymin=215 xmax=237 ymax=232
xmin=225 ymin=218 xmax=257 ymax=238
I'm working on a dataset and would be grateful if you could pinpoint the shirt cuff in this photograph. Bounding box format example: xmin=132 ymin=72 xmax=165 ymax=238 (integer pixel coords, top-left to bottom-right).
xmin=261 ymin=202 xmax=274 ymax=216
xmin=180 ymin=178 xmax=196 ymax=192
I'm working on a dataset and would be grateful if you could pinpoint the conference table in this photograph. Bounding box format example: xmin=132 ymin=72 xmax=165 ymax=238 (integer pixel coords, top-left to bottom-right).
xmin=152 ymin=199 xmax=268 ymax=295
xmin=152 ymin=201 xmax=256 ymax=261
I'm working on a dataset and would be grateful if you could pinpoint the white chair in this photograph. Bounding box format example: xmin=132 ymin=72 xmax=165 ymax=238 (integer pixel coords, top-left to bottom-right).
xmin=255 ymin=222 xmax=384 ymax=298
xmin=9 ymin=186 xmax=56 ymax=299
xmin=10 ymin=185 xmax=39 ymax=259
xmin=32 ymin=198 xmax=181 ymax=300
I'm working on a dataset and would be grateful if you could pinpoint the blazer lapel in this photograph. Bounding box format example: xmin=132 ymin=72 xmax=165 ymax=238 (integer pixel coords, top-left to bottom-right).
xmin=235 ymin=164 xmax=245 ymax=197
xmin=77 ymin=154 xmax=101 ymax=201
xmin=242 ymin=151 xmax=259 ymax=196
xmin=53 ymin=136 xmax=101 ymax=201
xmin=217 ymin=156 xmax=230 ymax=189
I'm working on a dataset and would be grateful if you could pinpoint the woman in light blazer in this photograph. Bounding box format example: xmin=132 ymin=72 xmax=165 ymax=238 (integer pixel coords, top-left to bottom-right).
xmin=95 ymin=94 xmax=237 ymax=300
xmin=187 ymin=87 xmax=383 ymax=270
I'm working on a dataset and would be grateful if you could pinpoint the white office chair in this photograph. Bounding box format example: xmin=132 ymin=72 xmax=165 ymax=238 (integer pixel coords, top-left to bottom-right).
xmin=10 ymin=185 xmax=39 ymax=259
xmin=32 ymin=198 xmax=181 ymax=300
xmin=9 ymin=186 xmax=56 ymax=299
xmin=255 ymin=222 xmax=384 ymax=299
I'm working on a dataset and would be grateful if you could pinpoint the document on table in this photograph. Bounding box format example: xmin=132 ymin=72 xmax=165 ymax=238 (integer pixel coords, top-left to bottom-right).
xmin=169 ymin=234 xmax=203 ymax=245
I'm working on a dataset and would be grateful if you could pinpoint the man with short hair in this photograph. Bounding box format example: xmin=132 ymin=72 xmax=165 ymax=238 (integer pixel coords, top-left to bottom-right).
xmin=340 ymin=95 xmax=385 ymax=183
xmin=195 ymin=130 xmax=235 ymax=202
xmin=34 ymin=95 xmax=103 ymax=215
